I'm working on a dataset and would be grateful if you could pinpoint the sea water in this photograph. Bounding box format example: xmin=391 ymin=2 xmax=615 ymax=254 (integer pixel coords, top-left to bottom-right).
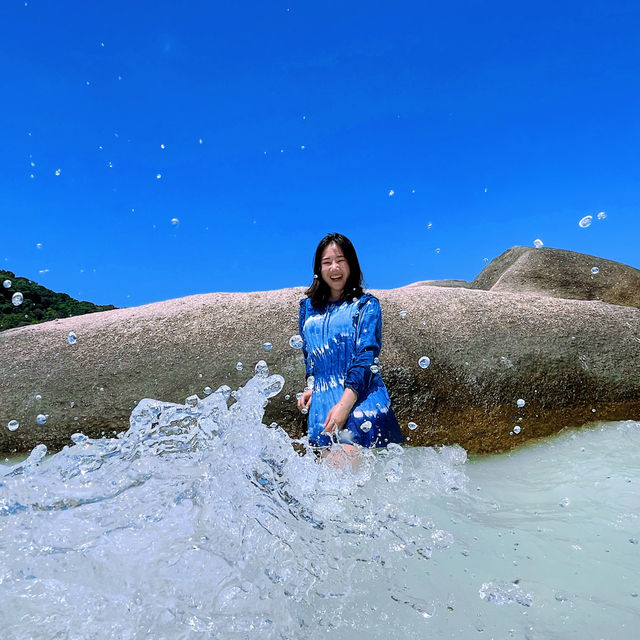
xmin=1 ymin=364 xmax=638 ymax=639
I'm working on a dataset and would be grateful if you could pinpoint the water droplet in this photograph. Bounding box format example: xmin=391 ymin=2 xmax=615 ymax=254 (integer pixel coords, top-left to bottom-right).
xmin=35 ymin=394 xmax=41 ymax=401
xmin=408 ymin=421 xmax=418 ymax=430
xmin=255 ymin=360 xmax=269 ymax=377
xmin=516 ymin=398 xmax=525 ymax=408
xmin=285 ymin=394 xmax=290 ymax=400
xmin=301 ymin=408 xmax=308 ymax=415
xmin=67 ymin=331 xmax=77 ymax=344
xmin=156 ymin=173 xmax=162 ymax=180
xmin=203 ymin=386 xmax=212 ymax=395
xmin=313 ymin=274 xmax=318 ymax=279
xmin=289 ymin=334 xmax=303 ymax=349
xmin=7 ymin=420 xmax=19 ymax=431
xmin=36 ymin=243 xmax=43 ymax=249
xmin=388 ymin=189 xmax=395 ymax=196
xmin=170 ymin=217 xmax=179 ymax=225
xmin=236 ymin=362 xmax=243 ymax=371
xmin=399 ymin=310 xmax=407 ymax=318
xmin=578 ymin=215 xmax=592 ymax=228
xmin=160 ymin=144 xmax=165 ymax=149
xmin=374 ymin=357 xmax=379 ymax=365
xmin=591 ymin=266 xmax=599 ymax=275
xmin=559 ymin=497 xmax=570 ymax=507
xmin=427 ymin=221 xmax=432 ymax=229
xmin=263 ymin=342 xmax=273 ymax=351
xmin=435 ymin=248 xmax=441 ymax=254
xmin=306 ymin=375 xmax=315 ymax=390
xmin=533 ymin=239 xmax=543 ymax=248
xmin=296 ymin=392 xmax=303 ymax=400
xmin=360 ymin=420 xmax=372 ymax=433
xmin=418 ymin=356 xmax=431 ymax=368
xmin=2 ymin=279 xmax=11 ymax=288
xmin=55 ymin=168 xmax=61 ymax=176
xmin=370 ymin=365 xmax=379 ymax=374
xmin=185 ymin=395 xmax=198 ymax=408
xmin=597 ymin=211 xmax=607 ymax=220
xmin=36 ymin=414 xmax=48 ymax=424
xmin=71 ymin=433 xmax=88 ymax=444
xmin=513 ymin=425 xmax=521 ymax=434
xmin=198 ymin=138 xmax=203 ymax=144
xmin=12 ymin=292 xmax=23 ymax=306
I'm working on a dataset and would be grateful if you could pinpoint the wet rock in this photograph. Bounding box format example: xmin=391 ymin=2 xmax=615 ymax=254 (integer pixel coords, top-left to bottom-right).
xmin=1 ymin=248 xmax=639 ymax=454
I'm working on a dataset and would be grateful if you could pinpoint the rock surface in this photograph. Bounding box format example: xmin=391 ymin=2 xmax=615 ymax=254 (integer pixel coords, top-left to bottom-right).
xmin=471 ymin=246 xmax=640 ymax=308
xmin=1 ymin=247 xmax=639 ymax=455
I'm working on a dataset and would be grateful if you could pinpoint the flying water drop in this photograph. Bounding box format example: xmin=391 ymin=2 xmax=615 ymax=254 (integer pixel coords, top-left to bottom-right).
xmin=578 ymin=215 xmax=592 ymax=228
xmin=36 ymin=414 xmax=48 ymax=424
xmin=289 ymin=334 xmax=303 ymax=349
xmin=597 ymin=211 xmax=606 ymax=220
xmin=418 ymin=356 xmax=430 ymax=368
xmin=408 ymin=421 xmax=418 ymax=431
xmin=203 ymin=386 xmax=213 ymax=395
xmin=7 ymin=420 xmax=19 ymax=431
xmin=236 ymin=362 xmax=243 ymax=371
xmin=517 ymin=398 xmax=525 ymax=408
xmin=370 ymin=365 xmax=379 ymax=374
xmin=513 ymin=425 xmax=521 ymax=434
xmin=255 ymin=360 xmax=269 ymax=377
xmin=360 ymin=420 xmax=372 ymax=433
xmin=12 ymin=292 xmax=23 ymax=306
xmin=263 ymin=342 xmax=273 ymax=351
xmin=67 ymin=331 xmax=77 ymax=345
xmin=399 ymin=310 xmax=407 ymax=318
xmin=533 ymin=239 xmax=543 ymax=248
xmin=591 ymin=267 xmax=600 ymax=275
xmin=2 ymin=279 xmax=10 ymax=288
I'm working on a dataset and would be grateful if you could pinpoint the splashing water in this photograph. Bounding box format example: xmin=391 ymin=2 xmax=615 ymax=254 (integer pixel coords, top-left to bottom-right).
xmin=578 ymin=215 xmax=592 ymax=228
xmin=0 ymin=366 xmax=466 ymax=639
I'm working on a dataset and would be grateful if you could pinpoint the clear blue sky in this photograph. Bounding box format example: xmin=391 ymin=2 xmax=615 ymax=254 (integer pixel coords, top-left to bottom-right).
xmin=1 ymin=0 xmax=638 ymax=307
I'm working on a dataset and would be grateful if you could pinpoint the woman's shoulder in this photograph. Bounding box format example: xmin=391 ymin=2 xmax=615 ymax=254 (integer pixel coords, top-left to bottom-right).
xmin=357 ymin=292 xmax=380 ymax=308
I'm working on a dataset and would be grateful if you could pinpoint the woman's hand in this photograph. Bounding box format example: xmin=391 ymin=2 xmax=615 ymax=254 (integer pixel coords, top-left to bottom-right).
xmin=321 ymin=401 xmax=351 ymax=434
xmin=297 ymin=388 xmax=312 ymax=413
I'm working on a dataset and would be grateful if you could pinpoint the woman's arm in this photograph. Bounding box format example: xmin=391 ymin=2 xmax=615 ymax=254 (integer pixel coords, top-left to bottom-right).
xmin=344 ymin=296 xmax=382 ymax=399
xmin=297 ymin=299 xmax=313 ymax=413
xmin=323 ymin=296 xmax=382 ymax=433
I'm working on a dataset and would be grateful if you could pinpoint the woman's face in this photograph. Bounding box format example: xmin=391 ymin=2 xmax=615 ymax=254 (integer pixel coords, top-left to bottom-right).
xmin=320 ymin=242 xmax=351 ymax=299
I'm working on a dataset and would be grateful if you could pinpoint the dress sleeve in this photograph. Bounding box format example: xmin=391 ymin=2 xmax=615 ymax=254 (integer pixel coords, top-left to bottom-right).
xmin=344 ymin=296 xmax=382 ymax=399
xmin=298 ymin=298 xmax=313 ymax=380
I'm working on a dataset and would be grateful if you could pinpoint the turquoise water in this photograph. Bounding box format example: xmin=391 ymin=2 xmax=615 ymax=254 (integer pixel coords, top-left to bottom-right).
xmin=1 ymin=366 xmax=638 ymax=639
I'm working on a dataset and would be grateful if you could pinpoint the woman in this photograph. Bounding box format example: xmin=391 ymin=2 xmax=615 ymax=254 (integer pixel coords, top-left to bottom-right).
xmin=297 ymin=233 xmax=403 ymax=454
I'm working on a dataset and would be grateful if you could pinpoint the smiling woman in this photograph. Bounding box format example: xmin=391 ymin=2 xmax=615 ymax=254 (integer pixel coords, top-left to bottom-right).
xmin=296 ymin=233 xmax=403 ymax=457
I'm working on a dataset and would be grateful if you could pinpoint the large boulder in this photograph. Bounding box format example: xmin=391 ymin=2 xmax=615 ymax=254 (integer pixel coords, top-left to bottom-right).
xmin=1 ymin=248 xmax=639 ymax=455
xmin=471 ymin=246 xmax=640 ymax=308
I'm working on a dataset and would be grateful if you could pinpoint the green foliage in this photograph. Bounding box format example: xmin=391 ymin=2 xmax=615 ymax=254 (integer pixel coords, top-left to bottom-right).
xmin=0 ymin=270 xmax=117 ymax=332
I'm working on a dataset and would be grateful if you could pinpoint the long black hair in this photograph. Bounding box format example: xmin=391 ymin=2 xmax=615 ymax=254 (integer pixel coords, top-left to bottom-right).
xmin=305 ymin=233 xmax=365 ymax=307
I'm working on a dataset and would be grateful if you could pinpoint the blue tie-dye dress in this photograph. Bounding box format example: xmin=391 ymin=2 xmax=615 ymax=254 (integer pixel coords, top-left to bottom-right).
xmin=298 ymin=293 xmax=404 ymax=448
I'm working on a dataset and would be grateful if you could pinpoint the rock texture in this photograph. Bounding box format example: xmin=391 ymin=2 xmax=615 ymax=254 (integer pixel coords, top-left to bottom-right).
xmin=470 ymin=246 xmax=640 ymax=308
xmin=1 ymin=247 xmax=639 ymax=455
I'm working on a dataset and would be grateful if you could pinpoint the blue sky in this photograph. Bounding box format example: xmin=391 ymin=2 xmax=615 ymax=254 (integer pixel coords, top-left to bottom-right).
xmin=1 ymin=0 xmax=638 ymax=307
